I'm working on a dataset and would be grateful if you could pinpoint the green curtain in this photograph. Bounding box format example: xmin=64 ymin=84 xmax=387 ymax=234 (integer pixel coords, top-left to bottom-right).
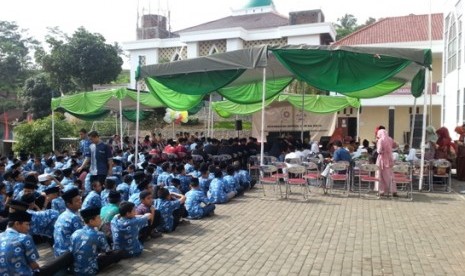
xmin=212 ymin=94 xmax=360 ymax=117
xmin=145 ymin=78 xmax=204 ymax=111
xmin=56 ymin=108 xmax=111 ymax=120
xmin=122 ymin=109 xmax=150 ymax=122
xmin=279 ymin=95 xmax=360 ymax=113
xmin=411 ymin=69 xmax=426 ymax=98
xmin=272 ymin=49 xmax=412 ymax=93
xmin=188 ymin=102 xmax=205 ymax=115
xmin=125 ymin=90 xmax=165 ymax=107
xmin=51 ymin=90 xmax=116 ymax=114
xmin=150 ymin=69 xmax=246 ymax=95
xmin=339 ymin=79 xmax=405 ymax=99
xmin=212 ymin=95 xmax=280 ymax=118
xmin=218 ymin=77 xmax=293 ymax=104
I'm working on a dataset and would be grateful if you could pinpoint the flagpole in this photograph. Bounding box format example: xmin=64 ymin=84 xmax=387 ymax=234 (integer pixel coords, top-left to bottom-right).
xmin=134 ymin=56 xmax=142 ymax=165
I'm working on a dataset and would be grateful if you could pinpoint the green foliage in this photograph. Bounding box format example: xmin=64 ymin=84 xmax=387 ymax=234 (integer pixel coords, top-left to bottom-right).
xmin=335 ymin=14 xmax=377 ymax=40
xmin=37 ymin=27 xmax=123 ymax=93
xmin=13 ymin=113 xmax=76 ymax=155
xmin=19 ymin=73 xmax=59 ymax=119
xmin=0 ymin=21 xmax=39 ymax=102
xmin=113 ymin=70 xmax=130 ymax=84
xmin=73 ymin=115 xmax=119 ymax=137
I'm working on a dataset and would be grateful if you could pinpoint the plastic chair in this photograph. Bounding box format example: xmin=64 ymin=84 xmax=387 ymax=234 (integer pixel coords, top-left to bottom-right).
xmin=328 ymin=162 xmax=350 ymax=196
xmin=392 ymin=163 xmax=413 ymax=201
xmin=285 ymin=165 xmax=309 ymax=199
xmin=431 ymin=159 xmax=452 ymax=192
xmin=357 ymin=164 xmax=379 ymax=197
xmin=352 ymin=159 xmax=369 ymax=192
xmin=259 ymin=165 xmax=283 ymax=198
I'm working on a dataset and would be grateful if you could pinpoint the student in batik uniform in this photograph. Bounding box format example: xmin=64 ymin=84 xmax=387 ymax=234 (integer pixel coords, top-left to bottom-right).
xmin=0 ymin=211 xmax=40 ymax=275
xmin=53 ymin=188 xmax=84 ymax=256
xmin=82 ymin=180 xmax=102 ymax=210
xmin=71 ymin=207 xmax=125 ymax=275
xmin=111 ymin=201 xmax=151 ymax=257
xmin=185 ymin=178 xmax=215 ymax=219
xmin=154 ymin=187 xmax=186 ymax=233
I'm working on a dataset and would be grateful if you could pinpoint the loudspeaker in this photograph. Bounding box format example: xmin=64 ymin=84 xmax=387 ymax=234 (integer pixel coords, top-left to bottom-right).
xmin=235 ymin=120 xmax=242 ymax=131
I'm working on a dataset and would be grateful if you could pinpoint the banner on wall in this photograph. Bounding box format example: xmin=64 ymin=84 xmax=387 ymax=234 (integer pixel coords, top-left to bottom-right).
xmin=252 ymin=102 xmax=337 ymax=143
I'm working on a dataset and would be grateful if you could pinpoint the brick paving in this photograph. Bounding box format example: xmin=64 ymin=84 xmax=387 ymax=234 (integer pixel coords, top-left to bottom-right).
xmin=37 ymin=179 xmax=465 ymax=275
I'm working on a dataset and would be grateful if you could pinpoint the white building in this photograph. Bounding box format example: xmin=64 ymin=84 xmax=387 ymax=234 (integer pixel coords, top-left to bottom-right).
xmin=123 ymin=0 xmax=336 ymax=90
xmin=443 ymin=0 xmax=465 ymax=137
xmin=334 ymin=13 xmax=443 ymax=146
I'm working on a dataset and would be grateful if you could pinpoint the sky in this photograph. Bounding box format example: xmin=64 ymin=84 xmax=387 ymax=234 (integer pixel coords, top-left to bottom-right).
xmin=1 ymin=0 xmax=445 ymax=67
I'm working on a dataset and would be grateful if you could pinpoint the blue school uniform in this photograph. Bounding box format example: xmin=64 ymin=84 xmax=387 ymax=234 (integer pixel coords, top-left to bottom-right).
xmin=157 ymin=172 xmax=172 ymax=187
xmin=208 ymin=178 xmax=228 ymax=204
xmin=223 ymin=175 xmax=238 ymax=194
xmin=154 ymin=198 xmax=181 ymax=232
xmin=185 ymin=189 xmax=211 ymax=219
xmin=53 ymin=209 xmax=84 ymax=256
xmin=28 ymin=209 xmax=60 ymax=238
xmin=111 ymin=215 xmax=148 ymax=257
xmin=82 ymin=191 xmax=102 ymax=210
xmin=0 ymin=228 xmax=40 ymax=275
xmin=116 ymin=183 xmax=130 ymax=201
xmin=71 ymin=225 xmax=110 ymax=275
xmin=52 ymin=197 xmax=67 ymax=214
xmin=199 ymin=177 xmax=211 ymax=195
xmin=100 ymin=189 xmax=110 ymax=206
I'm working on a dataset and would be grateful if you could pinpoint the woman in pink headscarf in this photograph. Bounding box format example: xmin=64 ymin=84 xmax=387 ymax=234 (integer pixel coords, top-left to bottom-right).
xmin=376 ymin=129 xmax=397 ymax=196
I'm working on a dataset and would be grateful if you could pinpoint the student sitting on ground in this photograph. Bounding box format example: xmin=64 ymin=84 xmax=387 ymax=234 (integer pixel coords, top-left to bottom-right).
xmin=101 ymin=178 xmax=116 ymax=207
xmin=198 ymin=165 xmax=211 ymax=195
xmin=117 ymin=174 xmax=132 ymax=201
xmin=154 ymin=187 xmax=186 ymax=233
xmin=0 ymin=211 xmax=40 ymax=275
xmin=71 ymin=207 xmax=125 ymax=275
xmin=135 ymin=191 xmax=163 ymax=240
xmin=208 ymin=168 xmax=233 ymax=204
xmin=82 ymin=180 xmax=102 ymax=210
xmin=111 ymin=201 xmax=151 ymax=258
xmin=185 ymin=178 xmax=215 ymax=219
xmin=100 ymin=191 xmax=122 ymax=244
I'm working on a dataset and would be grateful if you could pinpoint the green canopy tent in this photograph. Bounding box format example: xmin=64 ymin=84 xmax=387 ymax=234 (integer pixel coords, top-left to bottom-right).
xmin=139 ymin=45 xmax=432 ymax=168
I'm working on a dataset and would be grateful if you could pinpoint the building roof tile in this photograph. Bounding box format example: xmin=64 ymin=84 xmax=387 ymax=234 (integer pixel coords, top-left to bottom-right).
xmin=334 ymin=13 xmax=443 ymax=45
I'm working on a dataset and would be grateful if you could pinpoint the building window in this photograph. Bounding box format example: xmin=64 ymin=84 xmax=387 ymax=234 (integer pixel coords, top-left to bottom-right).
xmin=457 ymin=89 xmax=461 ymax=124
xmin=171 ymin=51 xmax=182 ymax=62
xmin=209 ymin=45 xmax=219 ymax=55
xmin=447 ymin=13 xmax=458 ymax=73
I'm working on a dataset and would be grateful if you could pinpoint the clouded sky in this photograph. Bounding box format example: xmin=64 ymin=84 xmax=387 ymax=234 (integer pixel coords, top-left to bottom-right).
xmin=1 ymin=0 xmax=445 ymax=45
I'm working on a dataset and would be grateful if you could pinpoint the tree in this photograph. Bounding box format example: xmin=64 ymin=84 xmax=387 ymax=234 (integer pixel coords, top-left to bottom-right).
xmin=13 ymin=113 xmax=75 ymax=155
xmin=335 ymin=15 xmax=377 ymax=40
xmin=37 ymin=27 xmax=123 ymax=93
xmin=0 ymin=21 xmax=38 ymax=106
xmin=19 ymin=73 xmax=59 ymax=119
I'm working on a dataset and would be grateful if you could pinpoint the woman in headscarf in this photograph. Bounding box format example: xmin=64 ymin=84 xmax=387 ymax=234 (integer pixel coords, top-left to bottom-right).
xmin=376 ymin=129 xmax=396 ymax=197
xmin=435 ymin=127 xmax=456 ymax=161
xmin=425 ymin=125 xmax=438 ymax=161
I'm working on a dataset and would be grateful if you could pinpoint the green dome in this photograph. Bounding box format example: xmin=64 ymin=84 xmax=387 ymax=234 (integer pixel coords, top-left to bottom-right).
xmin=244 ymin=0 xmax=273 ymax=8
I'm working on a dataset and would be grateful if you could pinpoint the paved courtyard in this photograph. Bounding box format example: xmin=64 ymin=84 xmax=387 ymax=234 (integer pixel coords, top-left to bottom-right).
xmin=38 ymin=180 xmax=465 ymax=275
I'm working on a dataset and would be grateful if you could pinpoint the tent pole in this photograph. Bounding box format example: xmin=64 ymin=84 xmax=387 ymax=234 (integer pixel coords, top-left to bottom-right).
xmin=119 ymin=100 xmax=123 ymax=148
xmin=301 ymin=81 xmax=304 ymax=142
xmin=260 ymin=67 xmax=266 ymax=166
xmin=409 ymin=98 xmax=417 ymax=149
xmin=52 ymin=109 xmax=55 ymax=152
xmin=134 ymin=58 xmax=142 ymax=165
xmin=419 ymin=69 xmax=430 ymax=191
xmin=356 ymin=104 xmax=360 ymax=142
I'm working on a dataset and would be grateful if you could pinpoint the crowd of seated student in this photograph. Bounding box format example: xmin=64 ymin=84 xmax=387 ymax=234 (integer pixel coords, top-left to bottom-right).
xmin=0 ymin=131 xmax=257 ymax=275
